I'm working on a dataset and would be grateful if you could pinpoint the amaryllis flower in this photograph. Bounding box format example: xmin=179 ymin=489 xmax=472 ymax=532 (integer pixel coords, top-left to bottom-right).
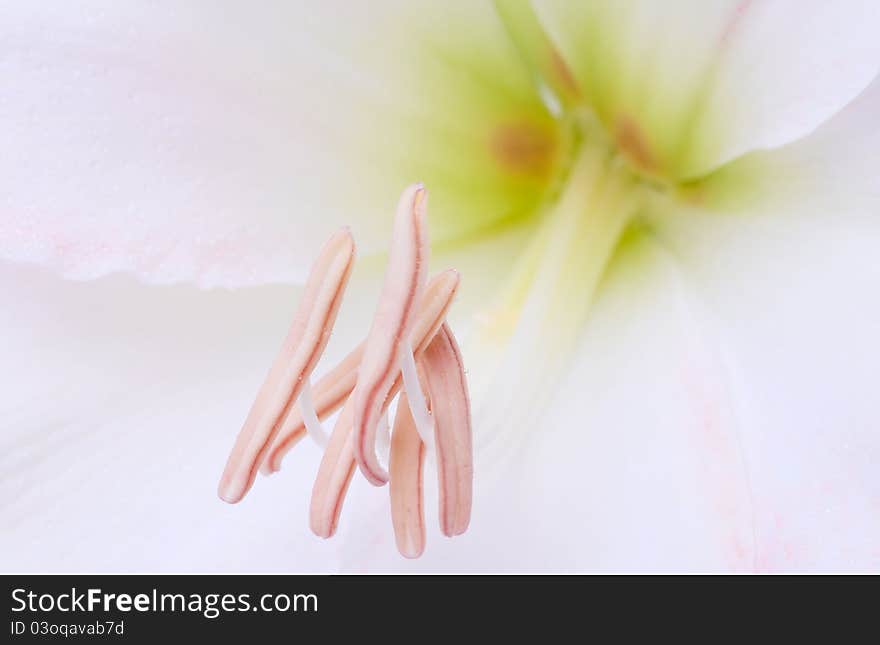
xmin=1 ymin=1 xmax=878 ymax=572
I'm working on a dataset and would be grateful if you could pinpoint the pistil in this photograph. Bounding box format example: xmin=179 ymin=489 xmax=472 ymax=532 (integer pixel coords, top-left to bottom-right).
xmin=471 ymin=143 xmax=644 ymax=460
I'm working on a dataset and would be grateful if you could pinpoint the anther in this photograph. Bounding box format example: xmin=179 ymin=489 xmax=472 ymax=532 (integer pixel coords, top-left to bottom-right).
xmin=421 ymin=323 xmax=473 ymax=537
xmin=309 ymin=270 xmax=459 ymax=537
xmin=260 ymin=344 xmax=363 ymax=474
xmin=221 ymin=184 xmax=473 ymax=559
xmin=389 ymin=392 xmax=427 ymax=558
xmin=352 ymin=183 xmax=429 ymax=485
xmin=263 ymin=269 xmax=459 ymax=474
xmin=218 ymin=228 xmax=355 ymax=504
xmin=309 ymin=400 xmax=356 ymax=539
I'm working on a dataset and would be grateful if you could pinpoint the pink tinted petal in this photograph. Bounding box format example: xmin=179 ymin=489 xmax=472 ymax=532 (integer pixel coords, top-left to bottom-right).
xmin=217 ymin=229 xmax=355 ymax=503
xmin=1 ymin=3 xmax=552 ymax=286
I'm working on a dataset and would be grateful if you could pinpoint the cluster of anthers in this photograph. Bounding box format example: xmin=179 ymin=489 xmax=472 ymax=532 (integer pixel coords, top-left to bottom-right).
xmin=217 ymin=184 xmax=473 ymax=558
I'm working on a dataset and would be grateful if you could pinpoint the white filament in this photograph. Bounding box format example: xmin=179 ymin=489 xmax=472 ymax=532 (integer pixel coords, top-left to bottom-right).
xmin=299 ymin=378 xmax=328 ymax=448
xmin=400 ymin=340 xmax=434 ymax=448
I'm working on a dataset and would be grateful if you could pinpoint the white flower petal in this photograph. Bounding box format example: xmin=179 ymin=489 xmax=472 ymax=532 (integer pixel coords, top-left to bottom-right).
xmin=689 ymin=73 xmax=880 ymax=225
xmin=685 ymin=0 xmax=880 ymax=176
xmin=0 ymin=1 xmax=559 ymax=286
xmin=533 ymin=229 xmax=880 ymax=572
xmin=431 ymin=218 xmax=541 ymax=324
xmin=0 ymin=262 xmax=344 ymax=571
xmin=661 ymin=218 xmax=880 ymax=571
xmin=533 ymin=0 xmax=880 ymax=178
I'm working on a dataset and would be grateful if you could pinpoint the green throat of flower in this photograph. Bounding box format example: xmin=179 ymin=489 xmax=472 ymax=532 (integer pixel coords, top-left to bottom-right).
xmin=462 ymin=2 xmax=696 ymax=455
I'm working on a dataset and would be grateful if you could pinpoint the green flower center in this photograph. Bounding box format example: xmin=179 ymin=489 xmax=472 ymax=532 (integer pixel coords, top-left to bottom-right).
xmin=450 ymin=3 xmax=700 ymax=440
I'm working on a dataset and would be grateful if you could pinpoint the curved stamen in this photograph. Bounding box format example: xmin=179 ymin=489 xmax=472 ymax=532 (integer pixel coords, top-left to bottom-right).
xmin=260 ymin=344 xmax=363 ymax=474
xmin=218 ymin=228 xmax=355 ymax=504
xmin=421 ymin=323 xmax=473 ymax=537
xmin=309 ymin=271 xmax=460 ymax=537
xmin=353 ymin=183 xmax=430 ymax=485
xmin=220 ymin=182 xmax=471 ymax=559
xmin=309 ymin=400 xmax=356 ymax=539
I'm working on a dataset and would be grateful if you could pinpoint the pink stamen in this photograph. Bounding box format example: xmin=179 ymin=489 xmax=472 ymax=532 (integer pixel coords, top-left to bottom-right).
xmin=421 ymin=323 xmax=473 ymax=537
xmin=352 ymin=184 xmax=429 ymax=486
xmin=217 ymin=228 xmax=355 ymax=504
xmin=308 ymin=270 xmax=460 ymax=538
xmin=389 ymin=392 xmax=427 ymax=559
xmin=263 ymin=269 xmax=459 ymax=474
xmin=309 ymin=400 xmax=357 ymax=539
xmin=260 ymin=344 xmax=363 ymax=474
xmin=220 ymin=185 xmax=473 ymax=558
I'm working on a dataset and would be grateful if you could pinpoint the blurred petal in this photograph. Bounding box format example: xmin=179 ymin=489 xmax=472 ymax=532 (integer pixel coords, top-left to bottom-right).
xmin=0 ymin=1 xmax=559 ymax=286
xmin=0 ymin=262 xmax=343 ymax=571
xmin=656 ymin=213 xmax=880 ymax=571
xmin=533 ymin=0 xmax=880 ymax=178
xmin=525 ymin=228 xmax=879 ymax=572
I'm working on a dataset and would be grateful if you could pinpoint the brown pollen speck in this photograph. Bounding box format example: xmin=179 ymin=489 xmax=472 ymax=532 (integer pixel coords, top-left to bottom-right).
xmin=615 ymin=115 xmax=658 ymax=174
xmin=490 ymin=121 xmax=556 ymax=178
xmin=549 ymin=48 xmax=581 ymax=97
